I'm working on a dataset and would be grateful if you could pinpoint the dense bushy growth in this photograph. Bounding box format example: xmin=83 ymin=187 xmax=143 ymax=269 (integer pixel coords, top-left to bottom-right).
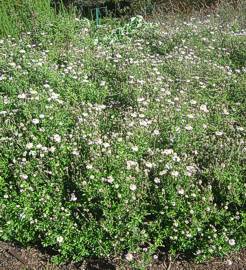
xmin=0 ymin=2 xmax=246 ymax=269
xmin=56 ymin=0 xmax=228 ymax=14
xmin=0 ymin=0 xmax=78 ymax=38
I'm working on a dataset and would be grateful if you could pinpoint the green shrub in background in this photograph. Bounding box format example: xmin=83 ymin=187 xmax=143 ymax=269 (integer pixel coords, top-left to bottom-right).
xmin=0 ymin=0 xmax=242 ymax=38
xmin=0 ymin=0 xmax=51 ymax=36
xmin=127 ymin=0 xmax=242 ymax=15
xmin=0 ymin=0 xmax=78 ymax=38
xmin=52 ymin=0 xmax=238 ymax=15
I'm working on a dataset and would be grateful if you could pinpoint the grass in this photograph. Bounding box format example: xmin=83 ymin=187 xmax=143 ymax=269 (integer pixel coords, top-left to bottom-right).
xmin=0 ymin=1 xmax=245 ymax=269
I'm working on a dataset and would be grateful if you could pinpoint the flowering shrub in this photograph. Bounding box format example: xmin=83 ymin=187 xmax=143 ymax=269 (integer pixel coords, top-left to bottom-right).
xmin=0 ymin=9 xmax=246 ymax=269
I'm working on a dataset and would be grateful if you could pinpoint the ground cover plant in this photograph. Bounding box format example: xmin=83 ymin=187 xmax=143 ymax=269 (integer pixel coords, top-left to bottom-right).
xmin=0 ymin=1 xmax=246 ymax=269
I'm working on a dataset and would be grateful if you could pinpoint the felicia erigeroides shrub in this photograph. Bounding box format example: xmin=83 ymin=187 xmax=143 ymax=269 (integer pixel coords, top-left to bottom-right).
xmin=0 ymin=6 xmax=246 ymax=269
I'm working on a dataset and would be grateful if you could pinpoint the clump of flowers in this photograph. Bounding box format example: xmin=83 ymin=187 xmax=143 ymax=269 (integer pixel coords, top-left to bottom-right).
xmin=0 ymin=6 xmax=245 ymax=269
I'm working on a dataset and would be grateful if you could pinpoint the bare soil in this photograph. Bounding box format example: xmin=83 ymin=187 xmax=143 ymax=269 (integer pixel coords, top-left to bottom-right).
xmin=0 ymin=241 xmax=245 ymax=270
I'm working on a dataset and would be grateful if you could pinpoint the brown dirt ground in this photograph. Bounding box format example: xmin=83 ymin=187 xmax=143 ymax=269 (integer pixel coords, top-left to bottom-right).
xmin=0 ymin=241 xmax=245 ymax=270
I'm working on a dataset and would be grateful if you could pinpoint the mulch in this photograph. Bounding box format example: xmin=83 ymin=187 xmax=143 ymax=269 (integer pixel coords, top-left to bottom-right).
xmin=0 ymin=241 xmax=245 ymax=270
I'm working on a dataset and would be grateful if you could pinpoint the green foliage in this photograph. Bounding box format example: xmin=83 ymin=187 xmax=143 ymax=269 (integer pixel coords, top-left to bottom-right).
xmin=0 ymin=0 xmax=77 ymax=38
xmin=0 ymin=1 xmax=246 ymax=269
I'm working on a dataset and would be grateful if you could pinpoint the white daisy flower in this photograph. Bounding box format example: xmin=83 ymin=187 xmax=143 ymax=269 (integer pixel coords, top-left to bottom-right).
xmin=57 ymin=236 xmax=64 ymax=243
xmin=153 ymin=129 xmax=160 ymax=135
xmin=228 ymin=239 xmax=235 ymax=246
xmin=185 ymin=125 xmax=193 ymax=131
xmin=163 ymin=149 xmax=173 ymax=155
xmin=154 ymin=177 xmax=160 ymax=184
xmin=125 ymin=253 xmax=133 ymax=261
xmin=171 ymin=171 xmax=179 ymax=177
xmin=130 ymin=184 xmax=137 ymax=191
xmin=53 ymin=134 xmax=61 ymax=143
xmin=200 ymin=104 xmax=209 ymax=113
xmin=26 ymin=142 xmax=33 ymax=150
xmin=32 ymin=118 xmax=40 ymax=125
xmin=70 ymin=193 xmax=77 ymax=202
xmin=177 ymin=188 xmax=185 ymax=195
xmin=215 ymin=131 xmax=223 ymax=136
xmin=20 ymin=174 xmax=28 ymax=180
xmin=131 ymin=146 xmax=138 ymax=152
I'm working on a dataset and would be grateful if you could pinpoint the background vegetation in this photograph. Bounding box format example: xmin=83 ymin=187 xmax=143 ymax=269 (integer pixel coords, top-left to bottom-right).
xmin=0 ymin=1 xmax=242 ymax=38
